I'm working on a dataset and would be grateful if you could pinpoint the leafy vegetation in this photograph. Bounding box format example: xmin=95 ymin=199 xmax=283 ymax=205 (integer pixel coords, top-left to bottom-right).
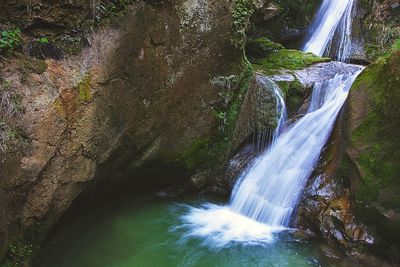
xmin=38 ymin=37 xmax=49 ymax=44
xmin=0 ymin=29 xmax=21 ymax=53
xmin=232 ymin=0 xmax=256 ymax=49
xmin=1 ymin=243 xmax=33 ymax=267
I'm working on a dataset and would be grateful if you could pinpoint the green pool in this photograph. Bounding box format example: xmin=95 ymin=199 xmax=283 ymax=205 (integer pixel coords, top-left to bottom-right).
xmin=34 ymin=196 xmax=339 ymax=267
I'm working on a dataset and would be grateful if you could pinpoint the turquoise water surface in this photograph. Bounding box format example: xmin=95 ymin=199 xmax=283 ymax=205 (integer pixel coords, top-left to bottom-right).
xmin=34 ymin=196 xmax=338 ymax=267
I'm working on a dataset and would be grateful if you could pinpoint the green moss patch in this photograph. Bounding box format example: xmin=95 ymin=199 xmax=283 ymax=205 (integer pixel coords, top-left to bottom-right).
xmin=77 ymin=74 xmax=91 ymax=102
xmin=179 ymin=59 xmax=253 ymax=171
xmin=252 ymin=49 xmax=330 ymax=73
xmin=232 ymin=0 xmax=256 ymax=49
xmin=350 ymin=45 xmax=400 ymax=209
xmin=276 ymin=77 xmax=305 ymax=115
xmin=246 ymin=37 xmax=284 ymax=59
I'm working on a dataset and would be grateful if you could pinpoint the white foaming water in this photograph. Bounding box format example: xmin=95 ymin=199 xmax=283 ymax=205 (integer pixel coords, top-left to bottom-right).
xmin=302 ymin=0 xmax=355 ymax=58
xmin=180 ymin=203 xmax=285 ymax=247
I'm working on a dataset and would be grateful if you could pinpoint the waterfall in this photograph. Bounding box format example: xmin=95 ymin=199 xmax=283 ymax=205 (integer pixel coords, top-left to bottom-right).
xmin=181 ymin=0 xmax=363 ymax=246
xmin=229 ymin=71 xmax=361 ymax=227
xmin=302 ymin=0 xmax=355 ymax=61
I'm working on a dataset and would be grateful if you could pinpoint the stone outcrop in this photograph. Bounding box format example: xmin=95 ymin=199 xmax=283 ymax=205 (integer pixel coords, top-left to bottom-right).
xmin=297 ymin=46 xmax=400 ymax=265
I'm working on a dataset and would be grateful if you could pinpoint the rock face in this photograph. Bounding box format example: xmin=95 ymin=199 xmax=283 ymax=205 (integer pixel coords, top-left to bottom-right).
xmin=225 ymin=74 xmax=281 ymax=188
xmin=297 ymin=47 xmax=400 ymax=264
xmin=249 ymin=0 xmax=322 ymax=47
xmin=357 ymin=0 xmax=400 ymax=62
xmin=0 ymin=0 xmax=265 ymax=261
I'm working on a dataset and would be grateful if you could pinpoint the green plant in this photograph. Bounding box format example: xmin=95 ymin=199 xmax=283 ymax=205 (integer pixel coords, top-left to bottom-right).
xmin=232 ymin=0 xmax=255 ymax=49
xmin=3 ymin=243 xmax=33 ymax=266
xmin=0 ymin=29 xmax=22 ymax=52
xmin=38 ymin=37 xmax=49 ymax=44
xmin=0 ymin=79 xmax=22 ymax=116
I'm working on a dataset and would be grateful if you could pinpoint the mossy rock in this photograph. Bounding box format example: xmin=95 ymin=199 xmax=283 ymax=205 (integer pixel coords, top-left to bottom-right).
xmin=14 ymin=54 xmax=47 ymax=74
xmin=345 ymin=42 xmax=400 ymax=261
xmin=252 ymin=49 xmax=330 ymax=74
xmin=178 ymin=59 xmax=253 ymax=172
xmin=350 ymin=45 xmax=400 ymax=209
xmin=232 ymin=0 xmax=256 ymax=49
xmin=276 ymin=77 xmax=305 ymax=115
xmin=246 ymin=37 xmax=284 ymax=60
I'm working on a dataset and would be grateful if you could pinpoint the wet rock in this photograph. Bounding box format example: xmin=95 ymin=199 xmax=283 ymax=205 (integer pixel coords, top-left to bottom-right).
xmin=27 ymin=41 xmax=63 ymax=60
xmin=290 ymin=62 xmax=361 ymax=88
xmin=254 ymin=3 xmax=279 ymax=21
xmin=249 ymin=0 xmax=321 ymax=47
xmin=225 ymin=144 xmax=257 ymax=188
xmin=231 ymin=75 xmax=278 ymax=150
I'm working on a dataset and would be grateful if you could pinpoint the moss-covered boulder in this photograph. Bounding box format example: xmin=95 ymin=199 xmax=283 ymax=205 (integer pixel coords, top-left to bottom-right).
xmin=297 ymin=43 xmax=400 ymax=264
xmin=252 ymin=49 xmax=330 ymax=74
xmin=246 ymin=37 xmax=284 ymax=60
xmin=358 ymin=0 xmax=400 ymax=62
xmin=346 ymin=44 xmax=400 ymax=261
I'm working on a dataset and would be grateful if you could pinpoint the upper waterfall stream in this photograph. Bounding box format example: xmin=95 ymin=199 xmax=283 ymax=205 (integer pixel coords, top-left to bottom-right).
xmin=302 ymin=0 xmax=355 ymax=61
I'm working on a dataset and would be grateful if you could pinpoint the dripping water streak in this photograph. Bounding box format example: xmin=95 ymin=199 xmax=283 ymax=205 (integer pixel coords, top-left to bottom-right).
xmin=337 ymin=0 xmax=355 ymax=62
xmin=258 ymin=76 xmax=287 ymax=146
xmin=254 ymin=76 xmax=287 ymax=152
